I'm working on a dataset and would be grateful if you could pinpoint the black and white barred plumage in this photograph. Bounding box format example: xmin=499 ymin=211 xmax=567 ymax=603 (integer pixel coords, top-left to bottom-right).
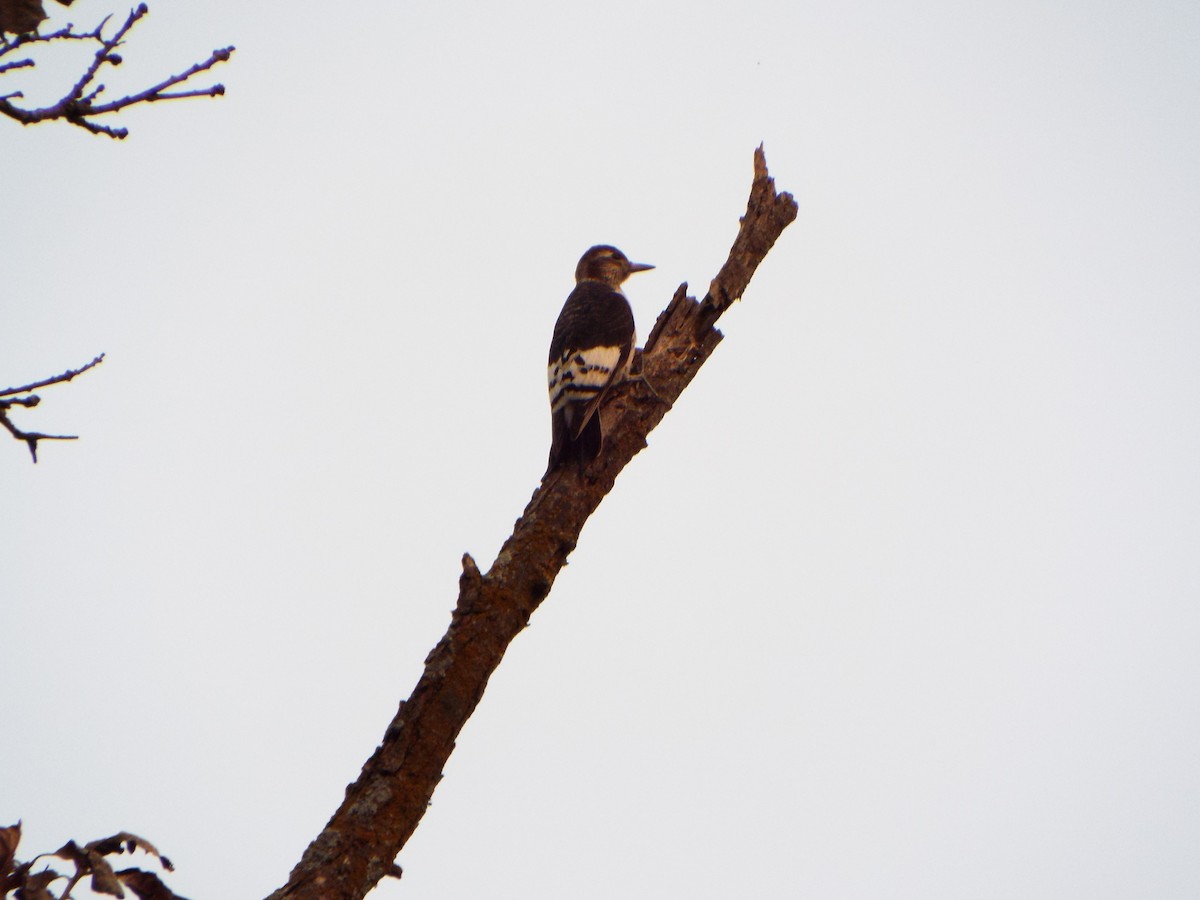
xmin=546 ymin=245 xmax=653 ymax=472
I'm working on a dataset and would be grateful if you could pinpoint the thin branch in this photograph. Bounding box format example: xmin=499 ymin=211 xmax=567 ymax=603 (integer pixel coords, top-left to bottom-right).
xmin=55 ymin=868 xmax=84 ymax=900
xmin=63 ymin=4 xmax=145 ymax=108
xmin=0 ymin=3 xmax=234 ymax=138
xmin=267 ymin=146 xmax=798 ymax=900
xmin=85 ymin=45 xmax=231 ymax=113
xmin=0 ymin=409 xmax=77 ymax=462
xmin=1 ymin=17 xmax=112 ymax=61
xmin=147 ymin=85 xmax=224 ymax=101
xmin=1 ymin=353 xmax=104 ymax=462
xmin=0 ymin=352 xmax=105 ymax=396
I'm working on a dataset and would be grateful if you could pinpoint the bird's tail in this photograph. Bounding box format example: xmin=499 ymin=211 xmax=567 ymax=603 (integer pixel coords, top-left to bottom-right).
xmin=546 ymin=409 xmax=603 ymax=475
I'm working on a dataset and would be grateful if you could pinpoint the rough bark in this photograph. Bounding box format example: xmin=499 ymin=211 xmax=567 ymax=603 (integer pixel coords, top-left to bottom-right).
xmin=267 ymin=146 xmax=798 ymax=900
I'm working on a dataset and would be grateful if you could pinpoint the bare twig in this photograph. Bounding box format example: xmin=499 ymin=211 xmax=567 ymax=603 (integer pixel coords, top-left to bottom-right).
xmin=268 ymin=146 xmax=798 ymax=900
xmin=0 ymin=352 xmax=105 ymax=397
xmin=0 ymin=409 xmax=77 ymax=462
xmin=1 ymin=353 xmax=104 ymax=462
xmin=54 ymin=868 xmax=84 ymax=900
xmin=0 ymin=3 xmax=234 ymax=138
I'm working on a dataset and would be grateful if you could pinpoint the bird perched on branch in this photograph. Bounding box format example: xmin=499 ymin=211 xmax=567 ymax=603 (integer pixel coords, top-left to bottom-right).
xmin=546 ymin=245 xmax=654 ymax=473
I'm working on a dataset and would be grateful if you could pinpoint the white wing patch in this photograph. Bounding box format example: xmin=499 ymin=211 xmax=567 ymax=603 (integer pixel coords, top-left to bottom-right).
xmin=548 ymin=345 xmax=623 ymax=414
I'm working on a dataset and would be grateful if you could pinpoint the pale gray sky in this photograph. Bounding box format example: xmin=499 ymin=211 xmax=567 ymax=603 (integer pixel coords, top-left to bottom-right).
xmin=4 ymin=1 xmax=1200 ymax=898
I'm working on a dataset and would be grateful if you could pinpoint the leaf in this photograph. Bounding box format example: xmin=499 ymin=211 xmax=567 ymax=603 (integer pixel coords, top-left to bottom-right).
xmin=0 ymin=822 xmax=19 ymax=885
xmin=86 ymin=832 xmax=175 ymax=871
xmin=18 ymin=869 xmax=60 ymax=900
xmin=0 ymin=827 xmax=185 ymax=899
xmin=51 ymin=838 xmax=88 ymax=867
xmin=0 ymin=0 xmax=46 ymax=35
xmin=88 ymin=855 xmax=126 ymax=897
xmin=117 ymin=868 xmax=192 ymax=900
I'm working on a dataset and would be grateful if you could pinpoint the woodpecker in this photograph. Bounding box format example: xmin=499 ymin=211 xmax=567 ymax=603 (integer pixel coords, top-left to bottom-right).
xmin=546 ymin=245 xmax=654 ymax=472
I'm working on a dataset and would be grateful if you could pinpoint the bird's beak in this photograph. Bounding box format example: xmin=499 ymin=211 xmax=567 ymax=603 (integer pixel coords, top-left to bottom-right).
xmin=628 ymin=261 xmax=655 ymax=273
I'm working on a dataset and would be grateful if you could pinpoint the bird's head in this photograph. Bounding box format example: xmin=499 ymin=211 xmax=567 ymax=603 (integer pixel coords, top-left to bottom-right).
xmin=575 ymin=245 xmax=654 ymax=288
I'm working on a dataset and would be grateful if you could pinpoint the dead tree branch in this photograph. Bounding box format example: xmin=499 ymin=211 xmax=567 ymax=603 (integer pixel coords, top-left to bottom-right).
xmin=0 ymin=2 xmax=234 ymax=139
xmin=1 ymin=353 xmax=104 ymax=462
xmin=267 ymin=147 xmax=797 ymax=900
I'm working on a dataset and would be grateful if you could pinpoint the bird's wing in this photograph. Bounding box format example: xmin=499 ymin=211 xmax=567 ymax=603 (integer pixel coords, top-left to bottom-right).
xmin=547 ymin=282 xmax=636 ymax=440
xmin=564 ymin=344 xmax=632 ymax=441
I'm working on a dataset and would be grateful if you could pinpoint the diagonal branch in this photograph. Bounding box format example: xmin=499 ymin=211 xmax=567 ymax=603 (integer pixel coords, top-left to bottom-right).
xmin=0 ymin=3 xmax=234 ymax=139
xmin=267 ymin=146 xmax=798 ymax=900
xmin=0 ymin=352 xmax=105 ymax=397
